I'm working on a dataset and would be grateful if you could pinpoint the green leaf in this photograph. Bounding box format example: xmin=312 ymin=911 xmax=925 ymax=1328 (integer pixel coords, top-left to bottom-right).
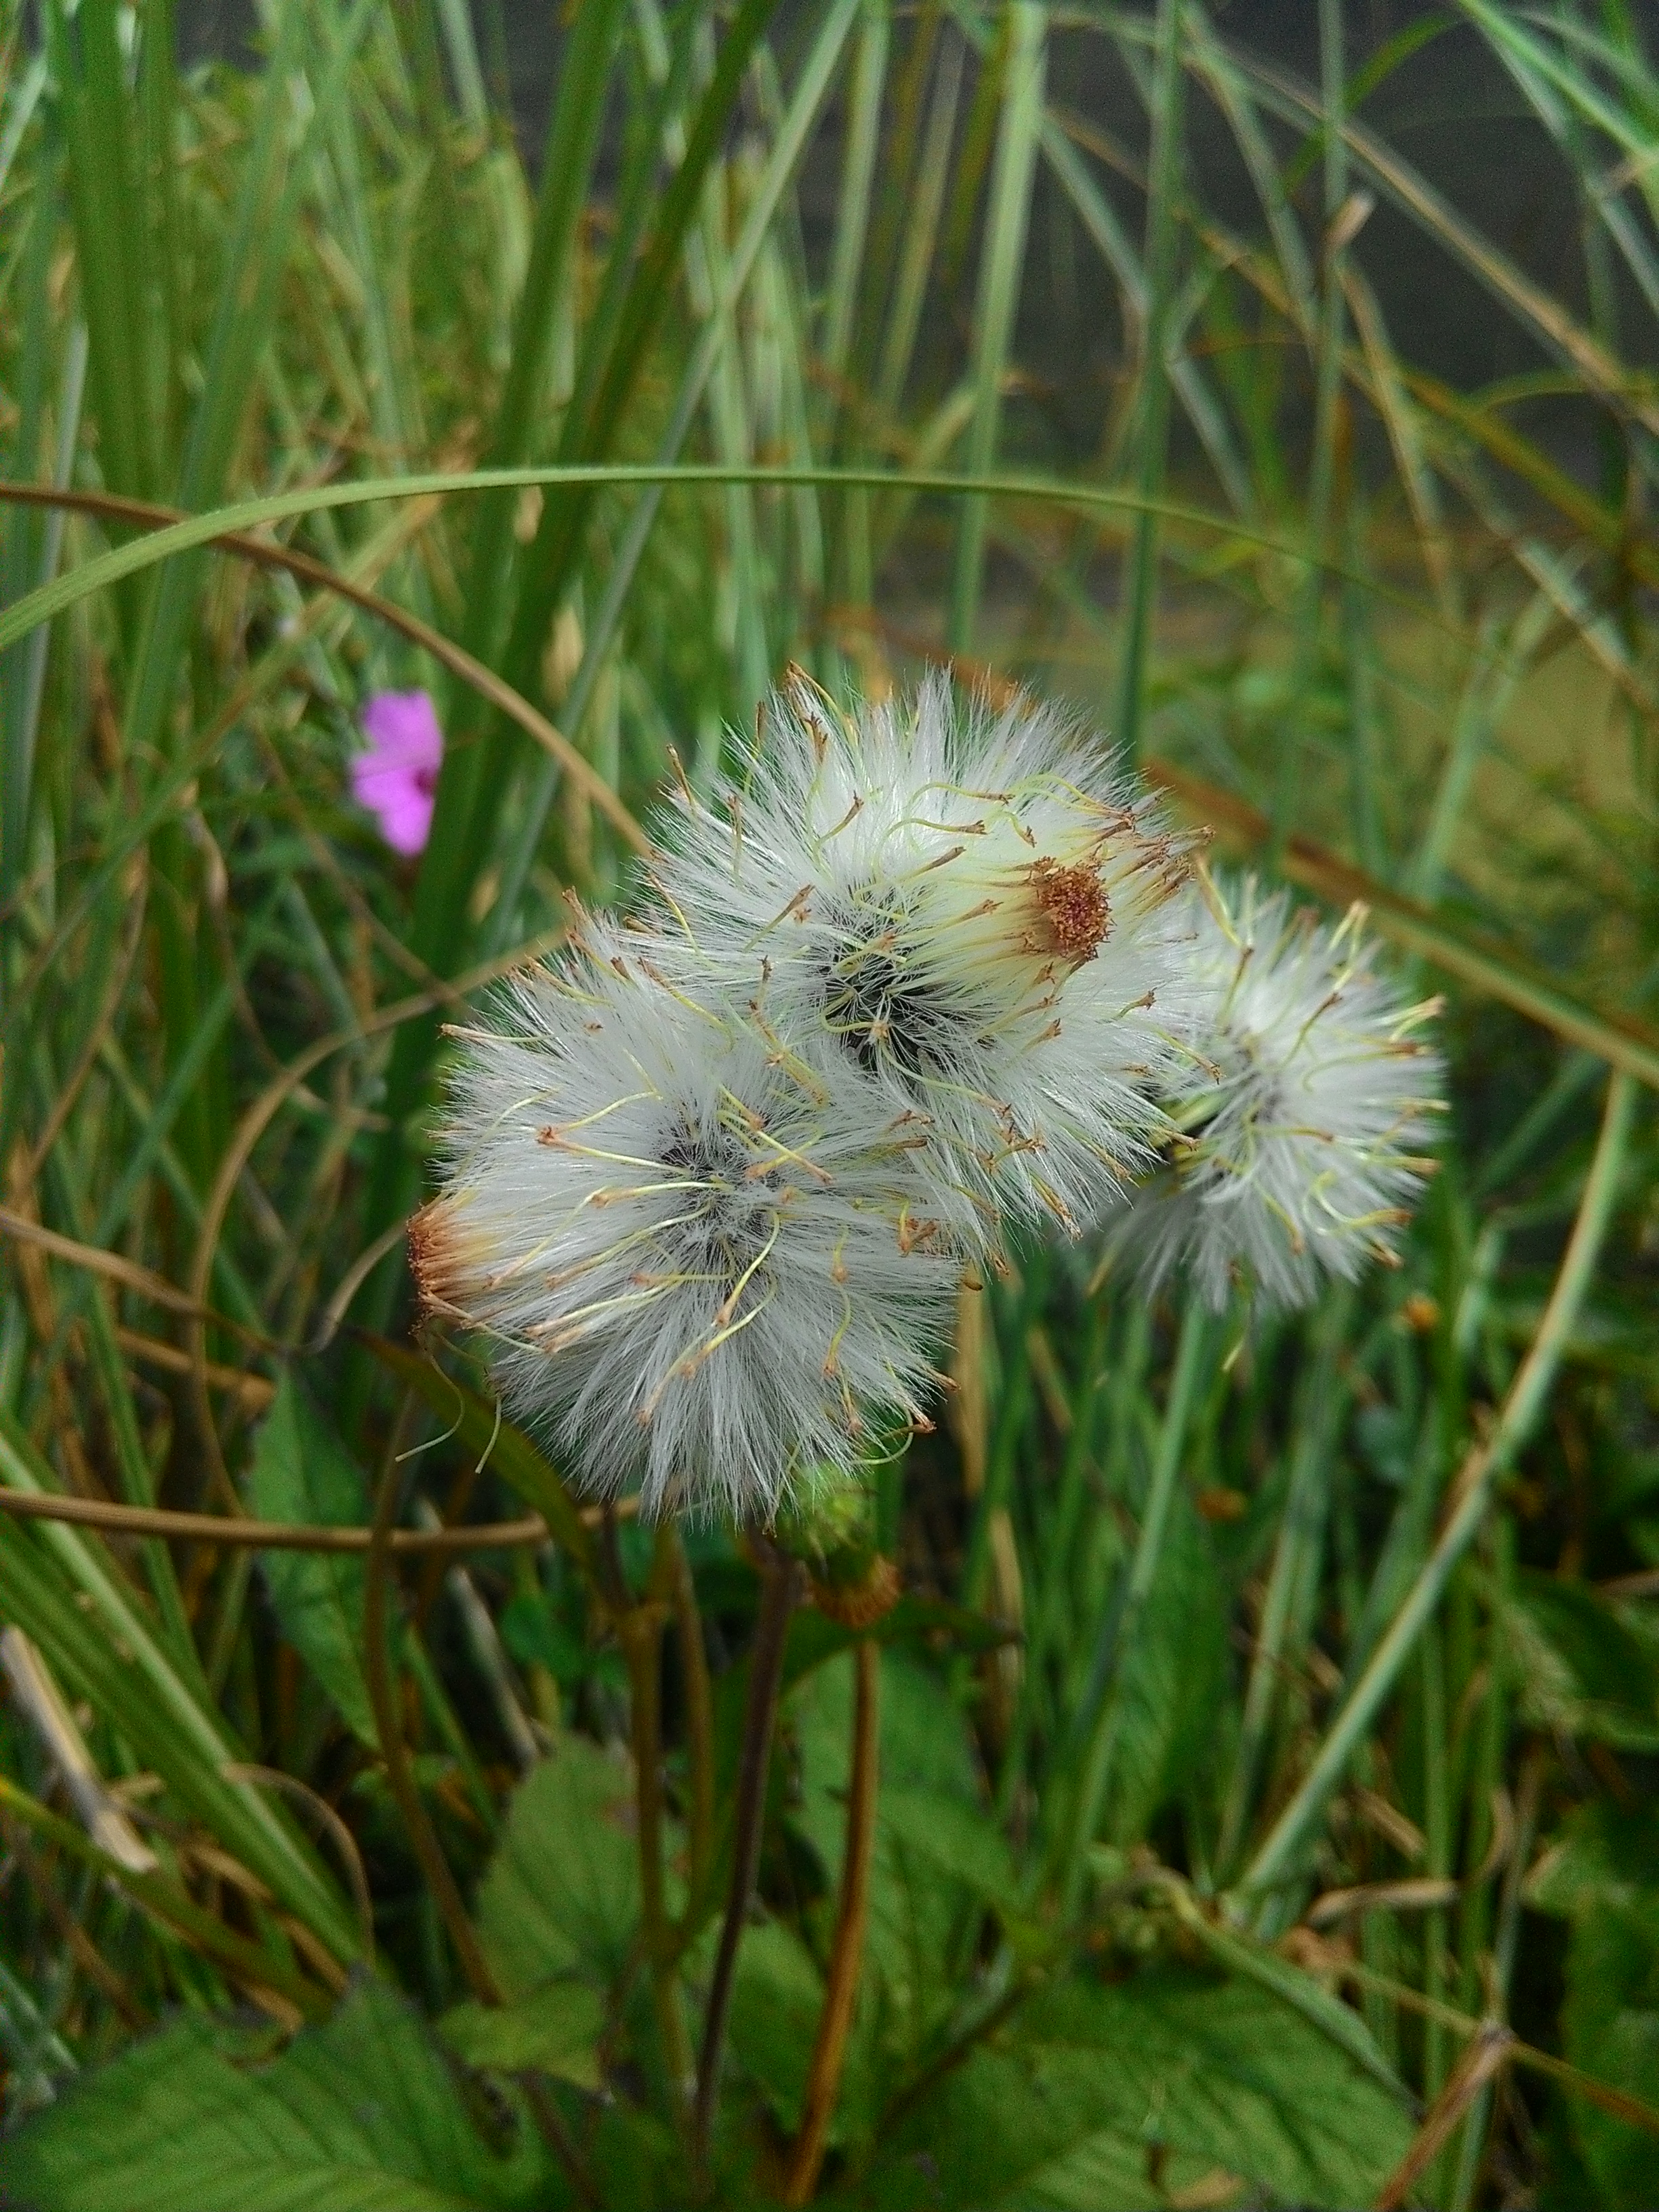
xmin=246 ymin=1374 xmax=377 ymax=1748
xmin=439 ymin=1981 xmax=605 ymax=2089
xmin=1561 ymin=1896 xmax=1659 ymax=2211
xmin=1106 ymin=1485 xmax=1229 ymax=1845
xmin=1 ymin=1980 xmax=556 ymax=2212
xmin=1528 ymin=1803 xmax=1659 ymax=2209
xmin=1529 ymin=1802 xmax=1659 ymax=1920
xmin=874 ymin=1965 xmax=1414 ymax=2209
xmin=880 ymin=1788 xmax=1017 ymax=1912
xmin=727 ymin=1919 xmax=825 ymax=2135
xmin=1509 ymin=1570 xmax=1659 ymax=1749
xmin=475 ymin=1740 xmax=643 ymax=1996
xmin=792 ymin=1655 xmax=1001 ymax=2079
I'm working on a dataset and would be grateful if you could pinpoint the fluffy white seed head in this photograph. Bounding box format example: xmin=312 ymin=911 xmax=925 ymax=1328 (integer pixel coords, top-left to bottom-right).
xmin=1130 ymin=871 xmax=1444 ymax=1310
xmin=640 ymin=672 xmax=1195 ymax=1254
xmin=412 ymin=922 xmax=958 ymax=1521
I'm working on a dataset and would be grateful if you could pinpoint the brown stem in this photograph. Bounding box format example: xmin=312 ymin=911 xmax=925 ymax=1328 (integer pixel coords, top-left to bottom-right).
xmin=364 ymin=1427 xmax=499 ymax=2006
xmin=670 ymin=1528 xmax=716 ymax=1908
xmin=692 ymin=1538 xmax=803 ymax=2171
xmin=0 ymin=1485 xmax=550 ymax=1551
xmin=520 ymin=2072 xmax=602 ymax=2209
xmin=784 ymin=1638 xmax=880 ymax=2205
xmin=621 ymin=1528 xmax=695 ymax=2114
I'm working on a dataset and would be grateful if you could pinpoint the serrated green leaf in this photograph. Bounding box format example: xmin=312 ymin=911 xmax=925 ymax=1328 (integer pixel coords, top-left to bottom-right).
xmin=881 ymin=1787 xmax=1017 ymax=1911
xmin=246 ymin=1374 xmax=377 ymax=1748
xmin=439 ymin=1981 xmax=605 ymax=2089
xmin=475 ymin=1740 xmax=644 ymax=1996
xmin=792 ymin=1654 xmax=1000 ymax=2080
xmin=1 ymin=1981 xmax=556 ymax=2212
xmin=875 ymin=1966 xmax=1414 ymax=2209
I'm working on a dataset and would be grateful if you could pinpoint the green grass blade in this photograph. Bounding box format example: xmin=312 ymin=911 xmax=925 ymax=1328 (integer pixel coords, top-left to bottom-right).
xmin=1058 ymin=1296 xmax=1211 ymax=1912
xmin=873 ymin=28 xmax=964 ymax=428
xmin=0 ymin=1410 xmax=361 ymax=1961
xmin=947 ymin=1 xmax=1046 ymax=654
xmin=1111 ymin=0 xmax=1183 ymax=766
xmin=821 ymin=0 xmax=890 ymax=407
xmin=480 ymin=0 xmax=866 ymax=943
xmin=46 ymin=0 xmax=157 ymax=510
xmin=1239 ymin=1070 xmax=1637 ymax=1907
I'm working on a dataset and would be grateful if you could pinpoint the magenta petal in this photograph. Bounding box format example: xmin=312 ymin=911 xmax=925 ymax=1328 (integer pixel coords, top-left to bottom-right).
xmin=354 ymin=690 xmax=443 ymax=855
xmin=361 ymin=689 xmax=443 ymax=773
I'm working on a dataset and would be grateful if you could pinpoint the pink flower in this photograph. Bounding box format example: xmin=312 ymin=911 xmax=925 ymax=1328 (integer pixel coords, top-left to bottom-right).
xmin=351 ymin=690 xmax=443 ymax=855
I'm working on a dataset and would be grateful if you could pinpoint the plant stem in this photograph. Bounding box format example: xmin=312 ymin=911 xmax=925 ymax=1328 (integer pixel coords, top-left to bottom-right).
xmin=1057 ymin=1295 xmax=1209 ymax=1914
xmin=784 ymin=1637 xmax=880 ymax=2205
xmin=1420 ymin=1620 xmax=1451 ymax=2123
xmin=693 ymin=1536 xmax=803 ymax=2171
xmin=671 ymin=1530 xmax=716 ymax=1908
xmin=621 ymin=1530 xmax=695 ymax=2112
xmin=364 ymin=1420 xmax=498 ymax=2007
xmin=1240 ymin=1069 xmax=1635 ymax=1905
xmin=520 ymin=2074 xmax=601 ymax=2210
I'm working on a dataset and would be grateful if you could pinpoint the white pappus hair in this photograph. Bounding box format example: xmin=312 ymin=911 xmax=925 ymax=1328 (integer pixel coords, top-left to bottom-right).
xmin=411 ymin=923 xmax=958 ymax=1521
xmin=640 ymin=672 xmax=1195 ymax=1256
xmin=1133 ymin=870 xmax=1445 ymax=1310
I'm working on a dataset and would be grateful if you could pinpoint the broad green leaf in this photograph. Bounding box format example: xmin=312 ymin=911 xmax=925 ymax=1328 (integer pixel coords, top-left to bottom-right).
xmin=1562 ymin=1896 xmax=1659 ymax=2211
xmin=858 ymin=2040 xmax=1184 ymax=2211
xmin=1528 ymin=1804 xmax=1659 ymax=2208
xmin=874 ymin=1966 xmax=1414 ymax=2209
xmin=1529 ymin=1802 xmax=1659 ymax=1920
xmin=246 ymin=1374 xmax=377 ymax=1748
xmin=792 ymin=1654 xmax=1001 ymax=2078
xmin=1509 ymin=1570 xmax=1659 ymax=1750
xmin=881 ymin=1787 xmax=1017 ymax=1912
xmin=583 ymin=2102 xmax=682 ymax=2212
xmin=439 ymin=1981 xmax=605 ymax=2089
xmin=1 ymin=1981 xmax=555 ymax=2212
xmin=727 ymin=1919 xmax=825 ymax=2135
xmin=475 ymin=1740 xmax=643 ymax=1995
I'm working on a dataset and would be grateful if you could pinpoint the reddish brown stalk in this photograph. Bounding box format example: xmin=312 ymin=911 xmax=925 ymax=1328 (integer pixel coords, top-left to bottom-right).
xmin=0 ymin=1487 xmax=550 ymax=1553
xmin=693 ymin=1538 xmax=804 ymax=2171
xmin=670 ymin=1529 xmax=716 ymax=1907
xmin=783 ymin=1639 xmax=880 ymax=2205
xmin=1374 ymin=2026 xmax=1515 ymax=2210
xmin=621 ymin=1525 xmax=695 ymax=2115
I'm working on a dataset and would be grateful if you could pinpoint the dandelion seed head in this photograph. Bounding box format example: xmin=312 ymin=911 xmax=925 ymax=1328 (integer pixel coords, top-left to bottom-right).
xmin=415 ymin=925 xmax=956 ymax=1521
xmin=641 ymin=673 xmax=1195 ymax=1250
xmin=1133 ymin=872 xmax=1444 ymax=1310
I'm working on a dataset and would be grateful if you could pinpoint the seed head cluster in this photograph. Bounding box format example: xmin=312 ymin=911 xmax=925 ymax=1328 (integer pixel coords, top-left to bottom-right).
xmin=1132 ymin=871 xmax=1445 ymax=1310
xmin=640 ymin=674 xmax=1194 ymax=1247
xmin=415 ymin=676 xmax=1442 ymax=1519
